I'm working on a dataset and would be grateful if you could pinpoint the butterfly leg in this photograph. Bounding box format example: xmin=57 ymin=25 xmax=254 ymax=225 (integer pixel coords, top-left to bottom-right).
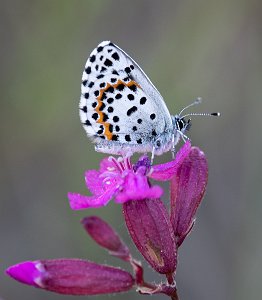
xmin=151 ymin=147 xmax=155 ymax=165
xmin=176 ymin=130 xmax=190 ymax=142
xmin=171 ymin=133 xmax=176 ymax=159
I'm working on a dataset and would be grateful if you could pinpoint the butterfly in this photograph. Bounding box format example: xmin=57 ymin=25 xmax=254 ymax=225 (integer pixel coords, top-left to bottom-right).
xmin=79 ymin=41 xmax=219 ymax=159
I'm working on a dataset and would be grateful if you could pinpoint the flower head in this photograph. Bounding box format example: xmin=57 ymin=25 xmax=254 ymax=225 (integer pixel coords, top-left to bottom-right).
xmin=68 ymin=155 xmax=163 ymax=210
xmin=68 ymin=141 xmax=192 ymax=210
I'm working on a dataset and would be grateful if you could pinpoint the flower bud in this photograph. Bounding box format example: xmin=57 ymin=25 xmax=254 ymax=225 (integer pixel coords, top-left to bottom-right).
xmin=170 ymin=146 xmax=208 ymax=246
xmin=81 ymin=216 xmax=130 ymax=260
xmin=6 ymin=259 xmax=134 ymax=295
xmin=123 ymin=199 xmax=177 ymax=274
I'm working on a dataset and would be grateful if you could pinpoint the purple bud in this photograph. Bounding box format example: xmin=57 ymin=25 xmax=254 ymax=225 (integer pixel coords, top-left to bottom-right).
xmin=6 ymin=259 xmax=134 ymax=295
xmin=81 ymin=216 xmax=130 ymax=260
xmin=170 ymin=146 xmax=208 ymax=247
xmin=123 ymin=199 xmax=177 ymax=275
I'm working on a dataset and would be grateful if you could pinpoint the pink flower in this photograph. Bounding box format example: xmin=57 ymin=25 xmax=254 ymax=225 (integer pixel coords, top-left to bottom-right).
xmin=68 ymin=142 xmax=191 ymax=210
xmin=68 ymin=155 xmax=163 ymax=210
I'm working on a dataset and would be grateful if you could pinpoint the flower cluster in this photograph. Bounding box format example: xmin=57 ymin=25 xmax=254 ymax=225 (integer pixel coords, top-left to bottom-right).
xmin=6 ymin=142 xmax=208 ymax=299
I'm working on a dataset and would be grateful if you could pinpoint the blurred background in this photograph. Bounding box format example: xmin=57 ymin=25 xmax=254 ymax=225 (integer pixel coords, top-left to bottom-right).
xmin=1 ymin=0 xmax=261 ymax=299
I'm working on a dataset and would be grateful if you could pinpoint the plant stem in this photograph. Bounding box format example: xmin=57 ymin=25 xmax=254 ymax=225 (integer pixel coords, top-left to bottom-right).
xmin=171 ymin=289 xmax=180 ymax=300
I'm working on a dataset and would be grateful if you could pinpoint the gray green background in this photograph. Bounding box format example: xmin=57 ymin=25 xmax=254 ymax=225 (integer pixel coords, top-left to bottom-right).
xmin=1 ymin=1 xmax=261 ymax=300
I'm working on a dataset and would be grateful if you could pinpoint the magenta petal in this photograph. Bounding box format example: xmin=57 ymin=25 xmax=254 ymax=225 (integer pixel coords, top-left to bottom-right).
xmin=115 ymin=172 xmax=163 ymax=203
xmin=6 ymin=261 xmax=44 ymax=287
xmin=85 ymin=157 xmax=120 ymax=196
xmin=84 ymin=170 xmax=104 ymax=196
xmin=7 ymin=259 xmax=134 ymax=295
xmin=150 ymin=141 xmax=191 ymax=181
xmin=68 ymin=186 xmax=117 ymax=210
xmin=81 ymin=216 xmax=130 ymax=260
xmin=99 ymin=156 xmax=118 ymax=173
xmin=123 ymin=199 xmax=177 ymax=274
xmin=170 ymin=146 xmax=208 ymax=247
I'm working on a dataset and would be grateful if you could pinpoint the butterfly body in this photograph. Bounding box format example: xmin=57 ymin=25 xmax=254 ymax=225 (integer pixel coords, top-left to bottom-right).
xmin=79 ymin=41 xmax=186 ymax=156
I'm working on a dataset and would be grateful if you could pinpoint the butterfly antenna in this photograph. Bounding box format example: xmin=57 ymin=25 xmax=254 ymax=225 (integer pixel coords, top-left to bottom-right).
xmin=181 ymin=112 xmax=221 ymax=118
xmin=178 ymin=97 xmax=202 ymax=116
xmin=179 ymin=97 xmax=220 ymax=118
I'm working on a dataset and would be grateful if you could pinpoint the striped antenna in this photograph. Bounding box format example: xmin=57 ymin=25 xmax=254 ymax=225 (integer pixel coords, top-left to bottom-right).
xmin=179 ymin=97 xmax=220 ymax=119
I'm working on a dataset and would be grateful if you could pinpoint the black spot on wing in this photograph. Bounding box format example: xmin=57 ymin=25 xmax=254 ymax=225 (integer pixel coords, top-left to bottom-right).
xmin=84 ymin=119 xmax=91 ymax=126
xmin=150 ymin=113 xmax=156 ymax=120
xmin=92 ymin=113 xmax=99 ymax=120
xmin=125 ymin=135 xmax=131 ymax=142
xmin=105 ymin=86 xmax=114 ymax=93
xmin=152 ymin=129 xmax=157 ymax=136
xmin=109 ymin=124 xmax=113 ymax=133
xmin=113 ymin=116 xmax=119 ymax=122
xmin=81 ymin=106 xmax=87 ymax=113
xmin=112 ymin=52 xmax=120 ymax=61
xmin=140 ymin=97 xmax=147 ymax=105
xmin=88 ymin=82 xmax=94 ymax=88
xmin=127 ymin=94 xmax=134 ymax=100
xmin=112 ymin=134 xmax=119 ymax=141
xmin=116 ymin=83 xmax=125 ymax=91
xmin=127 ymin=106 xmax=138 ymax=116
xmin=97 ymin=46 xmax=103 ymax=52
xmin=128 ymin=84 xmax=137 ymax=92
xmin=85 ymin=66 xmax=91 ymax=74
xmin=103 ymin=114 xmax=109 ymax=122
xmin=90 ymin=55 xmax=96 ymax=62
xmin=104 ymin=59 xmax=113 ymax=67
xmin=115 ymin=93 xmax=122 ymax=99
xmin=98 ymin=102 xmax=106 ymax=111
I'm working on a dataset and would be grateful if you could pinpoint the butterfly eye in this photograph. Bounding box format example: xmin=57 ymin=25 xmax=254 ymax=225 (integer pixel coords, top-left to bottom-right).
xmin=186 ymin=119 xmax=192 ymax=131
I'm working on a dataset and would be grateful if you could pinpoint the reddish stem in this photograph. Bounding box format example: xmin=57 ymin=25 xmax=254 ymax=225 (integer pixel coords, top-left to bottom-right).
xmin=171 ymin=289 xmax=180 ymax=300
xmin=128 ymin=256 xmax=179 ymax=299
xmin=166 ymin=272 xmax=175 ymax=285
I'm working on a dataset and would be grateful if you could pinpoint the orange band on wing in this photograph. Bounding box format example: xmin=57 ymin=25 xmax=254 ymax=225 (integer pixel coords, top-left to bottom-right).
xmin=95 ymin=79 xmax=141 ymax=140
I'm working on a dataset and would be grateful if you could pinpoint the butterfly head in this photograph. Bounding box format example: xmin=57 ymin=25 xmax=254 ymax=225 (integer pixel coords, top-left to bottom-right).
xmin=173 ymin=116 xmax=192 ymax=134
xmin=172 ymin=97 xmax=220 ymax=142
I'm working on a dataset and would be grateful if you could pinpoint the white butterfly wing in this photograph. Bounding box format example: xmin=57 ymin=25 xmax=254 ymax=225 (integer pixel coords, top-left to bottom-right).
xmin=79 ymin=41 xmax=173 ymax=155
